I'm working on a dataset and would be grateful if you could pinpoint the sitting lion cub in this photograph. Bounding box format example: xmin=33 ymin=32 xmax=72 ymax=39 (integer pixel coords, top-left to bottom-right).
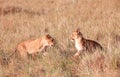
xmin=70 ymin=29 xmax=103 ymax=58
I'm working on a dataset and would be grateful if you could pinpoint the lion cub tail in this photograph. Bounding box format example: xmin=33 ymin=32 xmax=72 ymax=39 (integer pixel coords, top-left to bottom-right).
xmin=9 ymin=48 xmax=17 ymax=58
xmin=3 ymin=48 xmax=17 ymax=61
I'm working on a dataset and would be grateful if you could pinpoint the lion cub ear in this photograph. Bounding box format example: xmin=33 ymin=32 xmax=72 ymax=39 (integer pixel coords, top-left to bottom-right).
xmin=46 ymin=34 xmax=51 ymax=38
xmin=76 ymin=28 xmax=80 ymax=33
xmin=76 ymin=28 xmax=83 ymax=37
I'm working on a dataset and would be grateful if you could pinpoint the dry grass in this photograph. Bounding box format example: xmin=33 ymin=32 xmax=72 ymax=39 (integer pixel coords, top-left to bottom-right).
xmin=0 ymin=0 xmax=120 ymax=77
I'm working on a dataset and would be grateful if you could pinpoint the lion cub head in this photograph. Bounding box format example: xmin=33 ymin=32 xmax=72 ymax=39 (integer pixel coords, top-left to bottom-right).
xmin=70 ymin=28 xmax=83 ymax=41
xmin=43 ymin=34 xmax=55 ymax=47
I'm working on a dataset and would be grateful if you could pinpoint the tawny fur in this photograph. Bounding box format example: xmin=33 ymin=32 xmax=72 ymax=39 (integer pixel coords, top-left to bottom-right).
xmin=16 ymin=34 xmax=55 ymax=58
xmin=70 ymin=29 xmax=103 ymax=57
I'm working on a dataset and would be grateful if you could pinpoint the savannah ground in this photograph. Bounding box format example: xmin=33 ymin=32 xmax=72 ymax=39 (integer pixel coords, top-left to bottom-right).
xmin=0 ymin=0 xmax=120 ymax=77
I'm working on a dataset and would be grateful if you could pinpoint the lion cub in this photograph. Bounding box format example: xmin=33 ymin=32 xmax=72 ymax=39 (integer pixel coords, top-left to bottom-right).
xmin=15 ymin=34 xmax=55 ymax=58
xmin=70 ymin=29 xmax=103 ymax=58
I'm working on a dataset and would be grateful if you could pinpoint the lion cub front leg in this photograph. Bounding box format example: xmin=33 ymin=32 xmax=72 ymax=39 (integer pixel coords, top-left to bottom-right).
xmin=42 ymin=47 xmax=48 ymax=56
xmin=27 ymin=53 xmax=37 ymax=60
xmin=31 ymin=53 xmax=37 ymax=60
xmin=74 ymin=50 xmax=81 ymax=58
xmin=71 ymin=50 xmax=82 ymax=63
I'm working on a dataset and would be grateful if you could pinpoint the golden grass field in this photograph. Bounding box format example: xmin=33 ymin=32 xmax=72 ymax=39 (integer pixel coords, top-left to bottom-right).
xmin=0 ymin=0 xmax=120 ymax=77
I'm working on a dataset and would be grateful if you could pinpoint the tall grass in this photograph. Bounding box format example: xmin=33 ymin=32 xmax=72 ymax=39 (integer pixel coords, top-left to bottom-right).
xmin=0 ymin=0 xmax=120 ymax=77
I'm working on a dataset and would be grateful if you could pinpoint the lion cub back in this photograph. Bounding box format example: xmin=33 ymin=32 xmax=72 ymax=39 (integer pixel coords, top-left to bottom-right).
xmin=83 ymin=39 xmax=103 ymax=52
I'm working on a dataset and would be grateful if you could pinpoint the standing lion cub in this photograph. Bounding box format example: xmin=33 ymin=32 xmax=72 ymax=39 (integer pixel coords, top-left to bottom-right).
xmin=12 ymin=34 xmax=55 ymax=58
xmin=70 ymin=29 xmax=103 ymax=58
